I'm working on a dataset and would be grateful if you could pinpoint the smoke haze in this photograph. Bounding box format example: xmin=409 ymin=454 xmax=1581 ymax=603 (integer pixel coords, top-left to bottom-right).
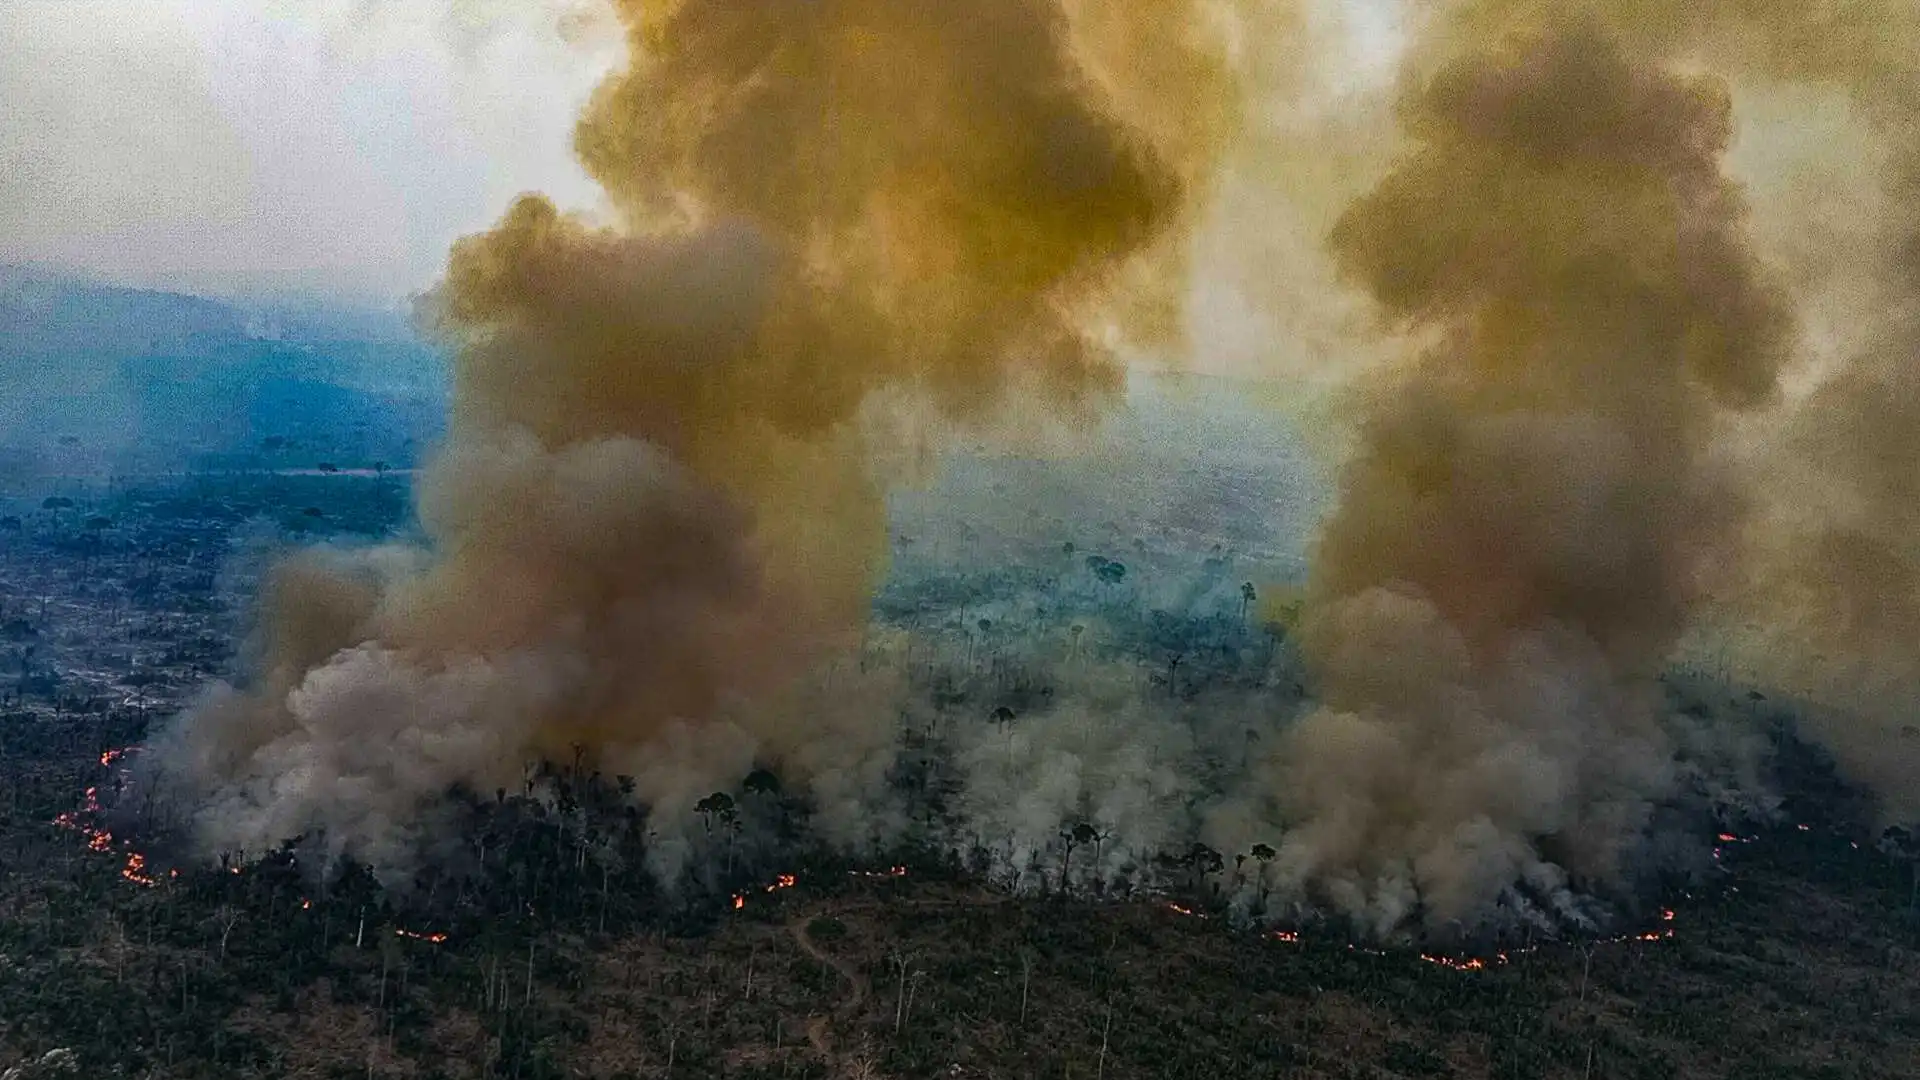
xmin=131 ymin=0 xmax=1920 ymax=937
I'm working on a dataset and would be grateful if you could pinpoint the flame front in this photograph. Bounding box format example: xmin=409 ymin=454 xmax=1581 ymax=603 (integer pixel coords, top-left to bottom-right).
xmin=729 ymin=871 xmax=802 ymax=913
xmin=56 ymin=748 xmax=161 ymax=887
xmin=122 ymin=852 xmax=156 ymax=887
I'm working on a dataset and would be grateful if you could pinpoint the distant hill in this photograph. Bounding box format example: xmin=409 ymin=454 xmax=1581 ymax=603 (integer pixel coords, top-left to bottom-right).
xmin=0 ymin=266 xmax=446 ymax=477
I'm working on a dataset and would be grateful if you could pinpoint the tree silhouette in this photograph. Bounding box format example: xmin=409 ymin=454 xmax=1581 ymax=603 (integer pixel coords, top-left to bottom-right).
xmin=1881 ymin=826 xmax=1918 ymax=917
xmin=1184 ymin=843 xmax=1224 ymax=897
xmin=743 ymin=769 xmax=781 ymax=797
xmin=1240 ymin=582 xmax=1257 ymax=622
xmin=694 ymin=792 xmax=736 ymax=835
xmin=1061 ymin=822 xmax=1099 ymax=892
xmin=1249 ymin=843 xmax=1277 ymax=910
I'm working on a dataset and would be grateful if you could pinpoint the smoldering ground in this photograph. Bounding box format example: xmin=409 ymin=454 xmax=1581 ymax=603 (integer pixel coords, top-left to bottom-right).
xmin=126 ymin=0 xmax=1920 ymax=941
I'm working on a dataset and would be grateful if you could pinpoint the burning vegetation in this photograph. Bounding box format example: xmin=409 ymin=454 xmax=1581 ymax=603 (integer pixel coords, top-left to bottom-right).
xmin=9 ymin=0 xmax=1920 ymax=1073
xmin=5 ymin=428 xmax=1919 ymax=1078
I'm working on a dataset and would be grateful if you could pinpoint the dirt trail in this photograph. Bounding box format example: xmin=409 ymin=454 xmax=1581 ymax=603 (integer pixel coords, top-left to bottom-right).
xmin=788 ymin=911 xmax=870 ymax=1070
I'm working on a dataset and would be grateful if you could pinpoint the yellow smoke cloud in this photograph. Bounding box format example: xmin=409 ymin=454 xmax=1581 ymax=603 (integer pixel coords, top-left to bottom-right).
xmin=150 ymin=0 xmax=1233 ymax=869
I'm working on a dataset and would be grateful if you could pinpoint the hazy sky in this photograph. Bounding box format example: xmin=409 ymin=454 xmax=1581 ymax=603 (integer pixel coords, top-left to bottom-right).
xmin=1 ymin=0 xmax=1402 ymax=307
xmin=0 ymin=0 xmax=617 ymax=304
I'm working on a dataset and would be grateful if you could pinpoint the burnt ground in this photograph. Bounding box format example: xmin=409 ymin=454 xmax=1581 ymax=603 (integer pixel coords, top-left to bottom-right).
xmin=0 ymin=474 xmax=1916 ymax=1079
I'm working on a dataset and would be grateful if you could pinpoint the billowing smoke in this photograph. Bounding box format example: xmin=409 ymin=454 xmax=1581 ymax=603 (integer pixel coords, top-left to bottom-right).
xmin=1210 ymin=16 xmax=1794 ymax=933
xmin=143 ymin=0 xmax=1220 ymax=876
xmin=1463 ymin=1 xmax=1920 ymax=826
xmin=1392 ymin=0 xmax=1920 ymax=839
xmin=1680 ymin=2 xmax=1920 ymax=825
xmin=131 ymin=0 xmax=1920 ymax=936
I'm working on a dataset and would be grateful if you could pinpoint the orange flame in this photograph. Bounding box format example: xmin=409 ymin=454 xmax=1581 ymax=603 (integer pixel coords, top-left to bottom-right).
xmin=729 ymin=871 xmax=803 ymax=912
xmin=1421 ymin=954 xmax=1490 ymax=972
xmin=849 ymin=865 xmax=910 ymax=880
xmin=395 ymin=928 xmax=449 ymax=944
xmin=122 ymin=852 xmax=156 ymax=887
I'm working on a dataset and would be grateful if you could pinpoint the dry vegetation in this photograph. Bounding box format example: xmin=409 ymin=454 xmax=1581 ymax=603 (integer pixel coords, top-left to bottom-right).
xmin=1 ymin=831 xmax=1916 ymax=1079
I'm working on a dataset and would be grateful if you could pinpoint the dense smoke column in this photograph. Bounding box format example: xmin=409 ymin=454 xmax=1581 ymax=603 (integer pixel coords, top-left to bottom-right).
xmin=1444 ymin=0 xmax=1920 ymax=832
xmin=1701 ymin=5 xmax=1920 ymax=823
xmin=1231 ymin=20 xmax=1792 ymax=934
xmin=145 ymin=0 xmax=1212 ymax=873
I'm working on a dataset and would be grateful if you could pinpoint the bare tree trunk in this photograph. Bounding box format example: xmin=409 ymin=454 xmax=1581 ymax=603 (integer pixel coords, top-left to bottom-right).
xmin=1096 ymin=1002 xmax=1113 ymax=1080
xmin=894 ymin=954 xmax=911 ymax=1033
xmin=1019 ymin=952 xmax=1032 ymax=1027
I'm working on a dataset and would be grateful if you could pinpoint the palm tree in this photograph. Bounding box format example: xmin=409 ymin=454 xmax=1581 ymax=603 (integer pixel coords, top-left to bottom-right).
xmin=1249 ymin=843 xmax=1277 ymax=910
xmin=694 ymin=792 xmax=735 ymax=835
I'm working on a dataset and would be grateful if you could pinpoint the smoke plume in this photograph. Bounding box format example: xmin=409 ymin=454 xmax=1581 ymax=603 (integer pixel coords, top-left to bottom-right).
xmin=1685 ymin=1 xmax=1920 ymax=824
xmin=1215 ymin=16 xmax=1794 ymax=932
xmin=1457 ymin=0 xmax=1920 ymax=825
xmin=145 ymin=0 xmax=1216 ymax=875
xmin=134 ymin=0 xmax=1920 ymax=935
